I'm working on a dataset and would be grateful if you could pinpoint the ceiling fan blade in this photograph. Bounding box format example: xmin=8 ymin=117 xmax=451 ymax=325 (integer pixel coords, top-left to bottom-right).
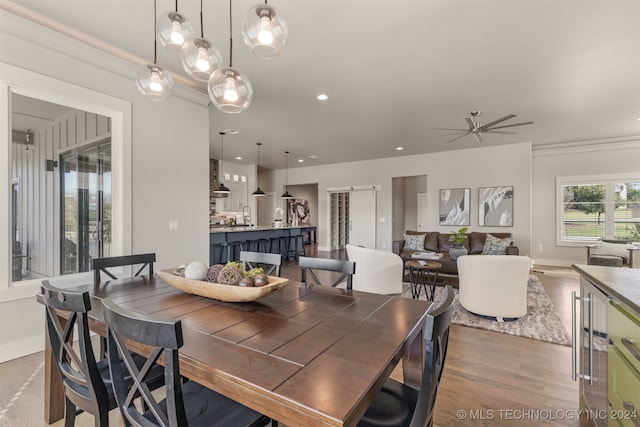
xmin=478 ymin=114 xmax=516 ymax=130
xmin=465 ymin=117 xmax=475 ymax=131
xmin=473 ymin=133 xmax=484 ymax=143
xmin=483 ymin=130 xmax=517 ymax=135
xmin=487 ymin=121 xmax=534 ymax=130
xmin=431 ymin=127 xmax=470 ymax=132
xmin=445 ymin=133 xmax=471 ymax=144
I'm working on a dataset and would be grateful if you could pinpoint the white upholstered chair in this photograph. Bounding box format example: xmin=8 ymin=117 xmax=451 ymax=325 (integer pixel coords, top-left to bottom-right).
xmin=457 ymin=255 xmax=532 ymax=320
xmin=346 ymin=244 xmax=403 ymax=294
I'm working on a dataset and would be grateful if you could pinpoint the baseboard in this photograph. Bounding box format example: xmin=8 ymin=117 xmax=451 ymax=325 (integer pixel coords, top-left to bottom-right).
xmin=0 ymin=333 xmax=44 ymax=363
xmin=531 ymin=258 xmax=578 ymax=268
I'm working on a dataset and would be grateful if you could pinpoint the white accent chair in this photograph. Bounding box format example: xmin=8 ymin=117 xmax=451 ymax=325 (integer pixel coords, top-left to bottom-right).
xmin=346 ymin=244 xmax=404 ymax=295
xmin=457 ymin=255 xmax=532 ymax=320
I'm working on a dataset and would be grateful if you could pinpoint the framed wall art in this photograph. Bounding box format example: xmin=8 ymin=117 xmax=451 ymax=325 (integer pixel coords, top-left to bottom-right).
xmin=439 ymin=188 xmax=470 ymax=226
xmin=478 ymin=186 xmax=513 ymax=227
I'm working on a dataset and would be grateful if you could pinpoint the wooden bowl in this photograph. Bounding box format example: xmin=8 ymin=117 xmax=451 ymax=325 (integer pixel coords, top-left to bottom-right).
xmin=157 ymin=269 xmax=289 ymax=302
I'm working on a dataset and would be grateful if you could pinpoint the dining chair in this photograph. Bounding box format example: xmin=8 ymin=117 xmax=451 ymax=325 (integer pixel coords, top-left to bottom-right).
xmin=102 ymin=298 xmax=270 ymax=427
xmin=91 ymin=253 xmax=156 ymax=284
xmin=91 ymin=253 xmax=156 ymax=356
xmin=40 ymin=280 xmax=162 ymax=427
xmin=298 ymin=256 xmax=356 ymax=289
xmin=239 ymin=250 xmax=282 ymax=277
xmin=358 ymin=285 xmax=455 ymax=427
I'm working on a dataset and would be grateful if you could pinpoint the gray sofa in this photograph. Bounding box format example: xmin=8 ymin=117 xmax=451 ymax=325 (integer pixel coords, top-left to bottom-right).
xmin=392 ymin=231 xmax=519 ymax=275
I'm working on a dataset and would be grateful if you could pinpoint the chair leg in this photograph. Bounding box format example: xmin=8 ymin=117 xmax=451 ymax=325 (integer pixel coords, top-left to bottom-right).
xmin=64 ymin=398 xmax=76 ymax=427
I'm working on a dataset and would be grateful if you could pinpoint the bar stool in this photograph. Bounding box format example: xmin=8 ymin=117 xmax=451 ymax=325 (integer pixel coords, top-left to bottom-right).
xmin=216 ymin=241 xmax=245 ymax=263
xmin=287 ymin=234 xmax=306 ymax=261
xmin=270 ymin=236 xmax=290 ymax=259
xmin=255 ymin=238 xmax=271 ymax=253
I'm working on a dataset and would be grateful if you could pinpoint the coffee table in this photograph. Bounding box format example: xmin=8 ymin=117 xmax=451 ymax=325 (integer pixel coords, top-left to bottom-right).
xmin=406 ymin=260 xmax=442 ymax=300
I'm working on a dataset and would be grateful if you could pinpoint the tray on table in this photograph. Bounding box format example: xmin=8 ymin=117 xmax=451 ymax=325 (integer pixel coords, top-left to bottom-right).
xmin=157 ymin=269 xmax=289 ymax=302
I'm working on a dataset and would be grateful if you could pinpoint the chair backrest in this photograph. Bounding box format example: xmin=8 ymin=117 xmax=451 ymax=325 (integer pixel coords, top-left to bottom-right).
xmin=345 ymin=244 xmax=403 ymax=294
xmin=239 ymin=251 xmax=282 ymax=277
xmin=412 ymin=285 xmax=455 ymax=427
xmin=103 ymin=298 xmax=186 ymax=427
xmin=298 ymin=256 xmax=356 ymax=289
xmin=40 ymin=280 xmax=110 ymax=420
xmin=91 ymin=253 xmax=156 ymax=283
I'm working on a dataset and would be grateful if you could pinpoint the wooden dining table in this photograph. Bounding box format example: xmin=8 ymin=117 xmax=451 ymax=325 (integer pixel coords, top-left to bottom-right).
xmin=40 ymin=273 xmax=433 ymax=427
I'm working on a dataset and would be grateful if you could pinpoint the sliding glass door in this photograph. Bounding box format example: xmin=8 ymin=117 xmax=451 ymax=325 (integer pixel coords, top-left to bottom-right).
xmin=60 ymin=141 xmax=111 ymax=274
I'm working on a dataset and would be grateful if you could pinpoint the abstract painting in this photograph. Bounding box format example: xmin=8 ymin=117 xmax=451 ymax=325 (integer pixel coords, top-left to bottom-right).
xmin=439 ymin=188 xmax=470 ymax=226
xmin=288 ymin=198 xmax=310 ymax=226
xmin=479 ymin=186 xmax=513 ymax=227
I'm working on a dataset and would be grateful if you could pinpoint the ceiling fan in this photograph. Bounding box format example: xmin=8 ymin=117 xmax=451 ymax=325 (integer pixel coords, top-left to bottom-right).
xmin=433 ymin=110 xmax=534 ymax=144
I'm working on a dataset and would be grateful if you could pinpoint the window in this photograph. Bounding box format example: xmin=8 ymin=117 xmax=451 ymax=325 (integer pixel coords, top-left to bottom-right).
xmin=557 ymin=175 xmax=640 ymax=245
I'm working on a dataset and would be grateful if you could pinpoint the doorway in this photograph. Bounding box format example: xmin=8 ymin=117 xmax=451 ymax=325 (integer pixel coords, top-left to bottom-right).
xmin=391 ymin=175 xmax=428 ymax=240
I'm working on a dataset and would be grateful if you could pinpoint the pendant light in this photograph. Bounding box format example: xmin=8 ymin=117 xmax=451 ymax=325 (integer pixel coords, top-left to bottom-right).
xmin=252 ymin=142 xmax=266 ymax=197
xmin=281 ymin=151 xmax=293 ymax=199
xmin=213 ymin=131 xmax=231 ymax=195
xmin=181 ymin=0 xmax=222 ymax=82
xmin=136 ymin=0 xmax=175 ymax=102
xmin=242 ymin=1 xmax=289 ymax=59
xmin=208 ymin=0 xmax=253 ymax=114
xmin=157 ymin=0 xmax=195 ymax=54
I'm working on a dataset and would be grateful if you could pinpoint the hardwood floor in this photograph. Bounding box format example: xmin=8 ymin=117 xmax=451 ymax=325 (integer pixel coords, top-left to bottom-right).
xmin=0 ymin=247 xmax=591 ymax=427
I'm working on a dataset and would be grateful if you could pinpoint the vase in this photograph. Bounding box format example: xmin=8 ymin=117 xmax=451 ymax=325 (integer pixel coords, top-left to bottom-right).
xmin=449 ymin=245 xmax=468 ymax=260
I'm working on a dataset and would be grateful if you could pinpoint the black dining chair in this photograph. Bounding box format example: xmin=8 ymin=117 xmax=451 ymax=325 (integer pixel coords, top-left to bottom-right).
xmin=91 ymin=253 xmax=156 ymax=284
xmin=40 ymin=280 xmax=163 ymax=427
xmin=357 ymin=285 xmax=455 ymax=427
xmin=239 ymin=250 xmax=282 ymax=277
xmin=298 ymin=256 xmax=356 ymax=289
xmin=102 ymin=298 xmax=270 ymax=427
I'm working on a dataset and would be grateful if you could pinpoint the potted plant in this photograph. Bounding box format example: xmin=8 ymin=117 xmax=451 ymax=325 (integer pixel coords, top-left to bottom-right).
xmin=448 ymin=227 xmax=468 ymax=260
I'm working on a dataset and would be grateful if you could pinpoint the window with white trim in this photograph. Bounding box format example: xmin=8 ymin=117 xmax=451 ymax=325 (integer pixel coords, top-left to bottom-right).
xmin=557 ymin=174 xmax=640 ymax=245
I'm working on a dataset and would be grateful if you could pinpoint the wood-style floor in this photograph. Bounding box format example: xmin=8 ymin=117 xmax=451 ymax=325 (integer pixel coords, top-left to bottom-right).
xmin=0 ymin=246 xmax=591 ymax=427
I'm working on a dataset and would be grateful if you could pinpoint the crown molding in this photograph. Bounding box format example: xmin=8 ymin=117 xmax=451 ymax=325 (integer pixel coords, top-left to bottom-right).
xmin=0 ymin=1 xmax=209 ymax=106
xmin=532 ymin=136 xmax=640 ymax=157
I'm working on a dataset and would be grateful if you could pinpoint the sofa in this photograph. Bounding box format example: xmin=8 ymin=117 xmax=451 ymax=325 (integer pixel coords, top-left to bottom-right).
xmin=585 ymin=239 xmax=637 ymax=268
xmin=392 ymin=230 xmax=519 ymax=275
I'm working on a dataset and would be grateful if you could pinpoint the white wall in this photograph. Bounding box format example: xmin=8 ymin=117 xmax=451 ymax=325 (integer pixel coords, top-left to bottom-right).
xmin=0 ymin=11 xmax=210 ymax=361
xmin=532 ymin=140 xmax=640 ymax=267
xmin=265 ymin=142 xmax=532 ymax=254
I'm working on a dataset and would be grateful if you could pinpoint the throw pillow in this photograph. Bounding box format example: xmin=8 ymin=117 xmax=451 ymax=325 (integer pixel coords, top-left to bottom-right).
xmin=403 ymin=233 xmax=426 ymax=251
xmin=482 ymin=234 xmax=513 ymax=255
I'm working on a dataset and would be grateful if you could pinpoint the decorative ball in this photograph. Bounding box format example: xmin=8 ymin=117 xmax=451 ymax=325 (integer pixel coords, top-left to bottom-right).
xmin=206 ymin=264 xmax=225 ymax=282
xmin=173 ymin=267 xmax=185 ymax=277
xmin=217 ymin=265 xmax=244 ymax=285
xmin=184 ymin=261 xmax=208 ymax=280
xmin=254 ymin=273 xmax=270 ymax=287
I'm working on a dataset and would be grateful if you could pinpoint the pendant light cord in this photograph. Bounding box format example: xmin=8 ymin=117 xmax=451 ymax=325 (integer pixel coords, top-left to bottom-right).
xmin=153 ymin=0 xmax=157 ymax=64
xmin=284 ymin=151 xmax=289 ymax=190
xmin=199 ymin=0 xmax=204 ymax=38
xmin=175 ymin=0 xmax=178 ymax=12
xmin=229 ymin=0 xmax=233 ymax=67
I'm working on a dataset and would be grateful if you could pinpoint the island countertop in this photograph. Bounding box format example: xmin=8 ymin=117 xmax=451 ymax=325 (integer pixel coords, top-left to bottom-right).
xmin=572 ymin=264 xmax=640 ymax=313
xmin=210 ymin=225 xmax=315 ymax=233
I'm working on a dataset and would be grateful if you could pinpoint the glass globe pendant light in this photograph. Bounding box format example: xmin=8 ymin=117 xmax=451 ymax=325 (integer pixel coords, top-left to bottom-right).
xmin=242 ymin=1 xmax=289 ymax=59
xmin=281 ymin=151 xmax=293 ymax=199
xmin=214 ymin=131 xmax=231 ymax=195
xmin=157 ymin=0 xmax=195 ymax=54
xmin=136 ymin=0 xmax=174 ymax=102
xmin=252 ymin=142 xmax=266 ymax=197
xmin=208 ymin=0 xmax=253 ymax=114
xmin=181 ymin=0 xmax=222 ymax=82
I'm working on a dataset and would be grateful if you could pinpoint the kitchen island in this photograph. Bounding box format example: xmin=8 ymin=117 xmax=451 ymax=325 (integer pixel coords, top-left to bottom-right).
xmin=210 ymin=225 xmax=316 ymax=265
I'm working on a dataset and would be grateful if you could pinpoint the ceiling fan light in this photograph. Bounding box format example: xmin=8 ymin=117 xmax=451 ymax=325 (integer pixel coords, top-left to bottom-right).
xmin=157 ymin=11 xmax=195 ymax=54
xmin=181 ymin=38 xmax=222 ymax=82
xmin=136 ymin=64 xmax=174 ymax=101
xmin=242 ymin=4 xmax=288 ymax=59
xmin=208 ymin=68 xmax=253 ymax=114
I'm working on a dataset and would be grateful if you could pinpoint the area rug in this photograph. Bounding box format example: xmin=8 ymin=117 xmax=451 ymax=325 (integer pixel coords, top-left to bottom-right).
xmin=402 ymin=275 xmax=572 ymax=346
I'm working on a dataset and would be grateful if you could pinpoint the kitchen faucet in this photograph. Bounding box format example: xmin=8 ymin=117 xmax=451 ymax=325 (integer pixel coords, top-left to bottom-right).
xmin=242 ymin=206 xmax=251 ymax=225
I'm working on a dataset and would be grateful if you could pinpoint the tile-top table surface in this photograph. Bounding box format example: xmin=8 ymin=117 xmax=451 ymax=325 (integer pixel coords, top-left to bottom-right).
xmin=40 ymin=274 xmax=432 ymax=427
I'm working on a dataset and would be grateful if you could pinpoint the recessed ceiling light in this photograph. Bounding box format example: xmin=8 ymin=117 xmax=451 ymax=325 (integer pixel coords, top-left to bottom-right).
xmin=308 ymin=154 xmax=319 ymax=159
xmin=298 ymin=159 xmax=304 ymax=163
xmin=396 ymin=146 xmax=403 ymax=151
xmin=235 ymin=156 xmax=242 ymax=160
xmin=222 ymin=129 xmax=239 ymax=134
xmin=316 ymin=94 xmax=328 ymax=101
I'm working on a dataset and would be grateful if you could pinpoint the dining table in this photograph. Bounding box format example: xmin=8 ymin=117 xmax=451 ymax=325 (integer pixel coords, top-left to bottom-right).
xmin=39 ymin=272 xmax=433 ymax=427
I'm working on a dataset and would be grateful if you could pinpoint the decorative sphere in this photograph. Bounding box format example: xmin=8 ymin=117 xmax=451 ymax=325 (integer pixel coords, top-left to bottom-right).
xmin=184 ymin=261 xmax=208 ymax=280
